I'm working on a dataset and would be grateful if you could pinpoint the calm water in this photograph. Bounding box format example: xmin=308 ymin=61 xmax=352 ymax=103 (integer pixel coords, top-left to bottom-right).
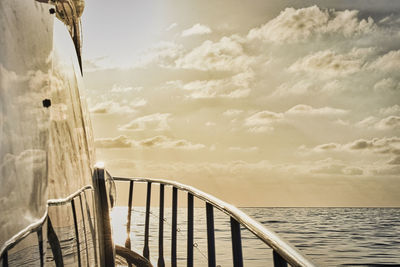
xmin=111 ymin=207 xmax=400 ymax=266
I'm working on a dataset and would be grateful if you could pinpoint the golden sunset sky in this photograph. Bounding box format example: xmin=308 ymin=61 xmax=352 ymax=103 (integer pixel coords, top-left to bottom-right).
xmin=82 ymin=0 xmax=400 ymax=207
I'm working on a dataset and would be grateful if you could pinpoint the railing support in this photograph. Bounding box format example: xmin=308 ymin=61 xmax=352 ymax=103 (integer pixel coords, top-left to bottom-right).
xmin=93 ymin=167 xmax=115 ymax=267
xmin=37 ymin=228 xmax=44 ymax=267
xmin=72 ymin=198 xmax=82 ymax=267
xmin=79 ymin=194 xmax=90 ymax=267
xmin=126 ymin=181 xmax=134 ymax=250
xmin=86 ymin=190 xmax=98 ymax=266
xmin=273 ymin=250 xmax=288 ymax=267
xmin=113 ymin=176 xmax=316 ymax=267
xmin=158 ymin=184 xmax=165 ymax=267
xmin=206 ymin=203 xmax=216 ymax=267
xmin=143 ymin=182 xmax=152 ymax=260
xmin=171 ymin=187 xmax=178 ymax=267
xmin=47 ymin=217 xmax=64 ymax=267
xmin=230 ymin=217 xmax=243 ymax=267
xmin=1 ymin=250 xmax=8 ymax=267
xmin=187 ymin=193 xmax=194 ymax=267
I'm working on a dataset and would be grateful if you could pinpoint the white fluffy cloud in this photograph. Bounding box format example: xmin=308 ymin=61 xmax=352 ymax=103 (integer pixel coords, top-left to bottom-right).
xmin=138 ymin=135 xmax=205 ymax=150
xmin=223 ymin=109 xmax=243 ymax=116
xmin=119 ymin=113 xmax=171 ymax=131
xmin=95 ymin=135 xmax=133 ymax=148
xmin=182 ymin=71 xmax=253 ymax=99
xmin=175 ymin=36 xmax=252 ymax=71
xmin=245 ymin=104 xmax=348 ymax=132
xmin=135 ymin=41 xmax=184 ymax=68
xmin=380 ymin=105 xmax=400 ymax=115
xmin=310 ymin=137 xmax=400 ymax=155
xmin=356 ymin=115 xmax=400 ymax=131
xmin=373 ymin=78 xmax=400 ymax=92
xmin=245 ymin=110 xmax=283 ymax=132
xmin=286 ymin=104 xmax=348 ymax=116
xmin=181 ymin=23 xmax=212 ymax=37
xmin=376 ymin=116 xmax=400 ymax=130
xmin=95 ymin=135 xmax=205 ymax=150
xmin=369 ymin=50 xmax=400 ymax=72
xmin=289 ymin=48 xmax=372 ymax=77
xmin=229 ymin=146 xmax=259 ymax=152
xmin=89 ymin=99 xmax=146 ymax=114
xmin=248 ymin=6 xmax=375 ymax=43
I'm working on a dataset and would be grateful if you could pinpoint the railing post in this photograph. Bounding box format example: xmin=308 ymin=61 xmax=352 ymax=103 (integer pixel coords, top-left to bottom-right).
xmin=72 ymin=198 xmax=82 ymax=267
xmin=79 ymin=194 xmax=90 ymax=267
xmin=230 ymin=217 xmax=243 ymax=267
xmin=86 ymin=190 xmax=98 ymax=266
xmin=37 ymin=228 xmax=44 ymax=267
xmin=93 ymin=166 xmax=115 ymax=267
xmin=125 ymin=181 xmax=134 ymax=250
xmin=1 ymin=250 xmax=8 ymax=267
xmin=143 ymin=182 xmax=152 ymax=260
xmin=158 ymin=184 xmax=165 ymax=267
xmin=171 ymin=187 xmax=178 ymax=267
xmin=273 ymin=251 xmax=288 ymax=267
xmin=206 ymin=203 xmax=216 ymax=267
xmin=47 ymin=217 xmax=64 ymax=267
xmin=187 ymin=193 xmax=194 ymax=267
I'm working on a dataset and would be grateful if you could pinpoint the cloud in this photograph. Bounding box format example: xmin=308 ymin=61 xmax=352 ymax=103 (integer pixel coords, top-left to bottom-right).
xmin=309 ymin=137 xmax=400 ymax=155
xmin=83 ymin=56 xmax=109 ymax=72
xmin=181 ymin=23 xmax=212 ymax=37
xmin=288 ymin=48 xmax=371 ymax=77
xmin=223 ymin=109 xmax=243 ymax=116
xmin=245 ymin=110 xmax=283 ymax=132
xmin=380 ymin=105 xmax=400 ymax=115
xmin=388 ymin=156 xmax=400 ymax=165
xmin=371 ymin=165 xmax=400 ymax=176
xmin=247 ymin=6 xmax=375 ymax=43
xmin=166 ymin=22 xmax=178 ymax=31
xmin=135 ymin=41 xmax=184 ymax=68
xmin=311 ymin=163 xmax=363 ymax=176
xmin=369 ymin=50 xmax=400 ymax=72
xmin=244 ymin=104 xmax=348 ymax=132
xmin=110 ymin=85 xmax=143 ymax=93
xmin=181 ymin=71 xmax=253 ymax=99
xmin=355 ymin=115 xmax=400 ymax=130
xmin=229 ymin=146 xmax=259 ymax=152
xmin=376 ymin=116 xmax=400 ymax=130
xmin=119 ymin=113 xmax=171 ymax=131
xmin=286 ymin=104 xmax=348 ymax=116
xmin=314 ymin=143 xmax=340 ymax=151
xmin=95 ymin=135 xmax=205 ymax=150
xmin=355 ymin=116 xmax=378 ymax=128
xmin=272 ymin=79 xmax=349 ymax=97
xmin=137 ymin=135 xmax=205 ymax=150
xmin=95 ymin=135 xmax=133 ymax=148
xmin=89 ymin=99 xmax=145 ymax=114
xmin=175 ymin=35 xmax=252 ymax=71
xmin=373 ymin=78 xmax=400 ymax=92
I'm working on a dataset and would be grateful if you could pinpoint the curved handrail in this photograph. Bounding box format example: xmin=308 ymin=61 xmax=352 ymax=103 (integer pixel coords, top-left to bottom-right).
xmin=114 ymin=176 xmax=315 ymax=267
xmin=48 ymin=185 xmax=93 ymax=206
xmin=0 ymin=185 xmax=94 ymax=261
xmin=0 ymin=210 xmax=48 ymax=258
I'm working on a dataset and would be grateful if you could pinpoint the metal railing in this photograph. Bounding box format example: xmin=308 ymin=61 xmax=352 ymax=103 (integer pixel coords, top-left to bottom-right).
xmin=113 ymin=176 xmax=316 ymax=267
xmin=0 ymin=186 xmax=95 ymax=267
xmin=0 ymin=168 xmax=316 ymax=267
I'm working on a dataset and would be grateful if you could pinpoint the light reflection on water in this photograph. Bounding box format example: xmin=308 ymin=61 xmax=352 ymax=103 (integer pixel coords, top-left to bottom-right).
xmin=111 ymin=207 xmax=400 ymax=266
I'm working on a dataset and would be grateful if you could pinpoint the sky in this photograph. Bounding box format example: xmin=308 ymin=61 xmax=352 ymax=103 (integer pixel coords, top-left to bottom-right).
xmin=81 ymin=0 xmax=400 ymax=207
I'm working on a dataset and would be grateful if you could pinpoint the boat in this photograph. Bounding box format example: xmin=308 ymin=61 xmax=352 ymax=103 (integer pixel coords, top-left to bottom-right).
xmin=0 ymin=0 xmax=315 ymax=266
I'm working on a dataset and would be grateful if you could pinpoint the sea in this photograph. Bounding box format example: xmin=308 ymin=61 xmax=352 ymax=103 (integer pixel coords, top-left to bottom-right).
xmin=111 ymin=207 xmax=400 ymax=267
